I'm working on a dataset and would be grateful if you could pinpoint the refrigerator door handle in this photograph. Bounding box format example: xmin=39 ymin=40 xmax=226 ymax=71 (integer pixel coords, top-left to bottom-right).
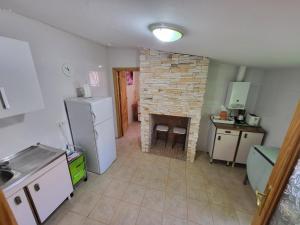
xmin=95 ymin=129 xmax=99 ymax=140
xmin=91 ymin=110 xmax=96 ymax=123
xmin=0 ymin=87 xmax=10 ymax=109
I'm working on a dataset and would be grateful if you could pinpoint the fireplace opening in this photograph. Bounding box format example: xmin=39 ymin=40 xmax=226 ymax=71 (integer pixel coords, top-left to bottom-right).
xmin=149 ymin=114 xmax=190 ymax=160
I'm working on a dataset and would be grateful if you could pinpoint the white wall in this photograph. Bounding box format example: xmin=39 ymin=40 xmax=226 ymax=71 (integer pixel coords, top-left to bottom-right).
xmin=107 ymin=47 xmax=140 ymax=135
xmin=197 ymin=61 xmax=265 ymax=151
xmin=0 ymin=11 xmax=110 ymax=158
xmin=253 ymin=68 xmax=300 ymax=147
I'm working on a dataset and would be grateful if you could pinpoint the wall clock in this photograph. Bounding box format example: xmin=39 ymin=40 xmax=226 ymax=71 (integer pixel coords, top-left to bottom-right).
xmin=62 ymin=63 xmax=72 ymax=77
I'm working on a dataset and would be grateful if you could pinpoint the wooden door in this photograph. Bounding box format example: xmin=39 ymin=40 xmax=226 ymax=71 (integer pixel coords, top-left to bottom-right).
xmin=235 ymin=132 xmax=264 ymax=164
xmin=118 ymin=71 xmax=128 ymax=134
xmin=251 ymin=101 xmax=300 ymax=225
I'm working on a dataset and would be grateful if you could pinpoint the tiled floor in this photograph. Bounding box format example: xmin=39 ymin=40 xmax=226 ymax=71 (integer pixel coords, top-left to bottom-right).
xmin=45 ymin=122 xmax=256 ymax=225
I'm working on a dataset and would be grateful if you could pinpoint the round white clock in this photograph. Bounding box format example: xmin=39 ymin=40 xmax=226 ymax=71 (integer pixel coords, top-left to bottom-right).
xmin=62 ymin=63 xmax=72 ymax=77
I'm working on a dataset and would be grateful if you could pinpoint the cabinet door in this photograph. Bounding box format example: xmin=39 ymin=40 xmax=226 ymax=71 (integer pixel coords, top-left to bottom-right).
xmin=235 ymin=132 xmax=264 ymax=164
xmin=0 ymin=36 xmax=44 ymax=119
xmin=7 ymin=189 xmax=37 ymax=225
xmin=213 ymin=134 xmax=239 ymax=162
xmin=95 ymin=117 xmax=116 ymax=173
xmin=27 ymin=158 xmax=73 ymax=223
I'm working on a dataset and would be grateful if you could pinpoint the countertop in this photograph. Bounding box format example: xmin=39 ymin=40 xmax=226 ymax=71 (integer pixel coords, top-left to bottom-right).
xmin=211 ymin=120 xmax=266 ymax=133
xmin=0 ymin=144 xmax=66 ymax=193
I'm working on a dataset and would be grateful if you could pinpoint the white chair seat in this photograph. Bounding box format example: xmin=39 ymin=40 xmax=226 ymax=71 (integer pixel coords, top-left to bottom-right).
xmin=173 ymin=127 xmax=186 ymax=135
xmin=156 ymin=125 xmax=169 ymax=132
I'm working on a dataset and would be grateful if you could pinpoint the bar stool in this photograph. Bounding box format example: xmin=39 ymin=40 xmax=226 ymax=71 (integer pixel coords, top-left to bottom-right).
xmin=154 ymin=124 xmax=169 ymax=147
xmin=172 ymin=127 xmax=187 ymax=150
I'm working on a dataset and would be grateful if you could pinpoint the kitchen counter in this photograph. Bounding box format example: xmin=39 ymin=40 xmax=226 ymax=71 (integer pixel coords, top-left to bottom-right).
xmin=0 ymin=144 xmax=66 ymax=193
xmin=211 ymin=120 xmax=266 ymax=133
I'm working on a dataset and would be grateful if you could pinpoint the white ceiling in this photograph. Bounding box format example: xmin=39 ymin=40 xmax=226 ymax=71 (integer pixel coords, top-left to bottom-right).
xmin=2 ymin=0 xmax=300 ymax=67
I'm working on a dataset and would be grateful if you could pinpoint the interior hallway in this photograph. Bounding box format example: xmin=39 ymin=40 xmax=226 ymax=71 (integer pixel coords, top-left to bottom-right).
xmin=45 ymin=122 xmax=256 ymax=225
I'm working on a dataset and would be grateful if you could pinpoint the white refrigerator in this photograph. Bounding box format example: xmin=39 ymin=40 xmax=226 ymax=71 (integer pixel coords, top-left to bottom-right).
xmin=65 ymin=97 xmax=116 ymax=174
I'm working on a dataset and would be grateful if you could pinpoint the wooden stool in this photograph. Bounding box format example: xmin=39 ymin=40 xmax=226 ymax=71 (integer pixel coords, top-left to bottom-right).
xmin=155 ymin=125 xmax=169 ymax=147
xmin=172 ymin=127 xmax=187 ymax=150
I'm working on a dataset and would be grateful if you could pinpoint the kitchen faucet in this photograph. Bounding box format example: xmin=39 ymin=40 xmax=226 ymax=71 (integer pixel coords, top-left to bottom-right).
xmin=0 ymin=161 xmax=10 ymax=170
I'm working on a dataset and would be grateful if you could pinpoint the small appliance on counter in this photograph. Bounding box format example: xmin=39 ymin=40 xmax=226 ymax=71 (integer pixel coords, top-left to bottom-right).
xmin=246 ymin=113 xmax=261 ymax=126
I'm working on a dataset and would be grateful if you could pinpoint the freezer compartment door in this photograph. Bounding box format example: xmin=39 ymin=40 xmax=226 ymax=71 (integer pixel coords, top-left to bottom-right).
xmin=94 ymin=118 xmax=116 ymax=173
xmin=91 ymin=97 xmax=113 ymax=125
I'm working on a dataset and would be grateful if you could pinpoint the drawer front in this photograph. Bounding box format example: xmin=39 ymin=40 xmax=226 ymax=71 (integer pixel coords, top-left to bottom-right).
xmin=69 ymin=155 xmax=86 ymax=185
xmin=217 ymin=128 xmax=239 ymax=136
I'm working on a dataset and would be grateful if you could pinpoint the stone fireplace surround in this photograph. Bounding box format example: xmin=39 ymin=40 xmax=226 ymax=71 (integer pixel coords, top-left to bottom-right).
xmin=140 ymin=49 xmax=209 ymax=162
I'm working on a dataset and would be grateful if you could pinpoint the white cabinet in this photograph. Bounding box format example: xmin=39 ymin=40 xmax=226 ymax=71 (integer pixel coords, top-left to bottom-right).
xmin=225 ymin=82 xmax=250 ymax=109
xmin=210 ymin=129 xmax=239 ymax=163
xmin=235 ymin=132 xmax=264 ymax=164
xmin=7 ymin=189 xmax=37 ymax=225
xmin=0 ymin=36 xmax=44 ymax=119
xmin=27 ymin=158 xmax=73 ymax=223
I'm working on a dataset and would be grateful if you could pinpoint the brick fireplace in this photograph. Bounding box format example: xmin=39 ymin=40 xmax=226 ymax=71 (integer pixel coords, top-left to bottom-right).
xmin=140 ymin=49 xmax=209 ymax=162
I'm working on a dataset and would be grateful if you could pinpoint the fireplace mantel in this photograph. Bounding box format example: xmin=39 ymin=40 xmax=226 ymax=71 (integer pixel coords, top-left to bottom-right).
xmin=139 ymin=49 xmax=209 ymax=162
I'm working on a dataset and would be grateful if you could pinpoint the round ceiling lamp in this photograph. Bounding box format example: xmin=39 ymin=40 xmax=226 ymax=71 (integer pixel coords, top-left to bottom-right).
xmin=149 ymin=23 xmax=184 ymax=42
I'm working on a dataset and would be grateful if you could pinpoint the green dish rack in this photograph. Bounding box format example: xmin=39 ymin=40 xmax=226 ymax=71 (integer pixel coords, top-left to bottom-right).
xmin=68 ymin=152 xmax=87 ymax=186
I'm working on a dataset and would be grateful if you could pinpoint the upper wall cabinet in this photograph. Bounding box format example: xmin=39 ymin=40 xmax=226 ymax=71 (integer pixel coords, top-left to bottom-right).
xmin=0 ymin=36 xmax=44 ymax=119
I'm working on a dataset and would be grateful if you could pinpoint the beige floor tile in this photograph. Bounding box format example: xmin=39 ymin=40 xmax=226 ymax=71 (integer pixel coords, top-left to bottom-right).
xmin=166 ymin=177 xmax=187 ymax=196
xmin=104 ymin=180 xmax=129 ymax=199
xmin=131 ymin=170 xmax=151 ymax=186
xmin=56 ymin=211 xmax=86 ymax=225
xmin=236 ymin=210 xmax=253 ymax=225
xmin=122 ymin=183 xmax=146 ymax=205
xmin=187 ymin=184 xmax=209 ymax=203
xmin=83 ymin=218 xmax=107 ymax=225
xmin=88 ymin=196 xmax=119 ymax=224
xmin=187 ymin=199 xmax=213 ymax=225
xmin=77 ymin=176 xmax=112 ymax=196
xmin=142 ymin=188 xmax=165 ymax=212
xmin=163 ymin=214 xmax=188 ymax=225
xmin=164 ymin=192 xmax=188 ymax=220
xmin=147 ymin=176 xmax=167 ymax=191
xmin=207 ymin=184 xmax=232 ymax=207
xmin=68 ymin=191 xmax=101 ymax=216
xmin=110 ymin=201 xmax=140 ymax=225
xmin=211 ymin=204 xmax=239 ymax=225
xmin=136 ymin=208 xmax=163 ymax=225
xmin=111 ymin=166 xmax=136 ymax=181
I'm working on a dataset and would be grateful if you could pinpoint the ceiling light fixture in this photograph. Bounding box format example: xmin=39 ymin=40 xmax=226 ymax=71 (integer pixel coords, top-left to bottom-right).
xmin=149 ymin=23 xmax=183 ymax=43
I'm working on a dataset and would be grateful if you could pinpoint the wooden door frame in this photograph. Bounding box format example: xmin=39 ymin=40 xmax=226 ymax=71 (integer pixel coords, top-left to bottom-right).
xmin=252 ymin=101 xmax=300 ymax=224
xmin=112 ymin=67 xmax=139 ymax=138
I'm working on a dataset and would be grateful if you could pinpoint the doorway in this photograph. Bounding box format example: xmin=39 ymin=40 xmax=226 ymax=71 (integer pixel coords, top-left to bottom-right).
xmin=112 ymin=67 xmax=140 ymax=137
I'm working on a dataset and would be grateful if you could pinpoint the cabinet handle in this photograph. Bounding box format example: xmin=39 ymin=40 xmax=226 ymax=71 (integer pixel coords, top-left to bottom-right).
xmin=0 ymin=87 xmax=10 ymax=110
xmin=244 ymin=133 xmax=248 ymax=138
xmin=95 ymin=130 xmax=99 ymax=139
xmin=34 ymin=183 xmax=40 ymax=192
xmin=217 ymin=136 xmax=221 ymax=141
xmin=14 ymin=196 xmax=22 ymax=205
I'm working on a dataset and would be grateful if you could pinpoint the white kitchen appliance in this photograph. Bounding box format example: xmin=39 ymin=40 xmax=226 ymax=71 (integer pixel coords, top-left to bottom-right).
xmin=65 ymin=97 xmax=116 ymax=174
xmin=225 ymin=82 xmax=250 ymax=110
xmin=246 ymin=113 xmax=261 ymax=126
